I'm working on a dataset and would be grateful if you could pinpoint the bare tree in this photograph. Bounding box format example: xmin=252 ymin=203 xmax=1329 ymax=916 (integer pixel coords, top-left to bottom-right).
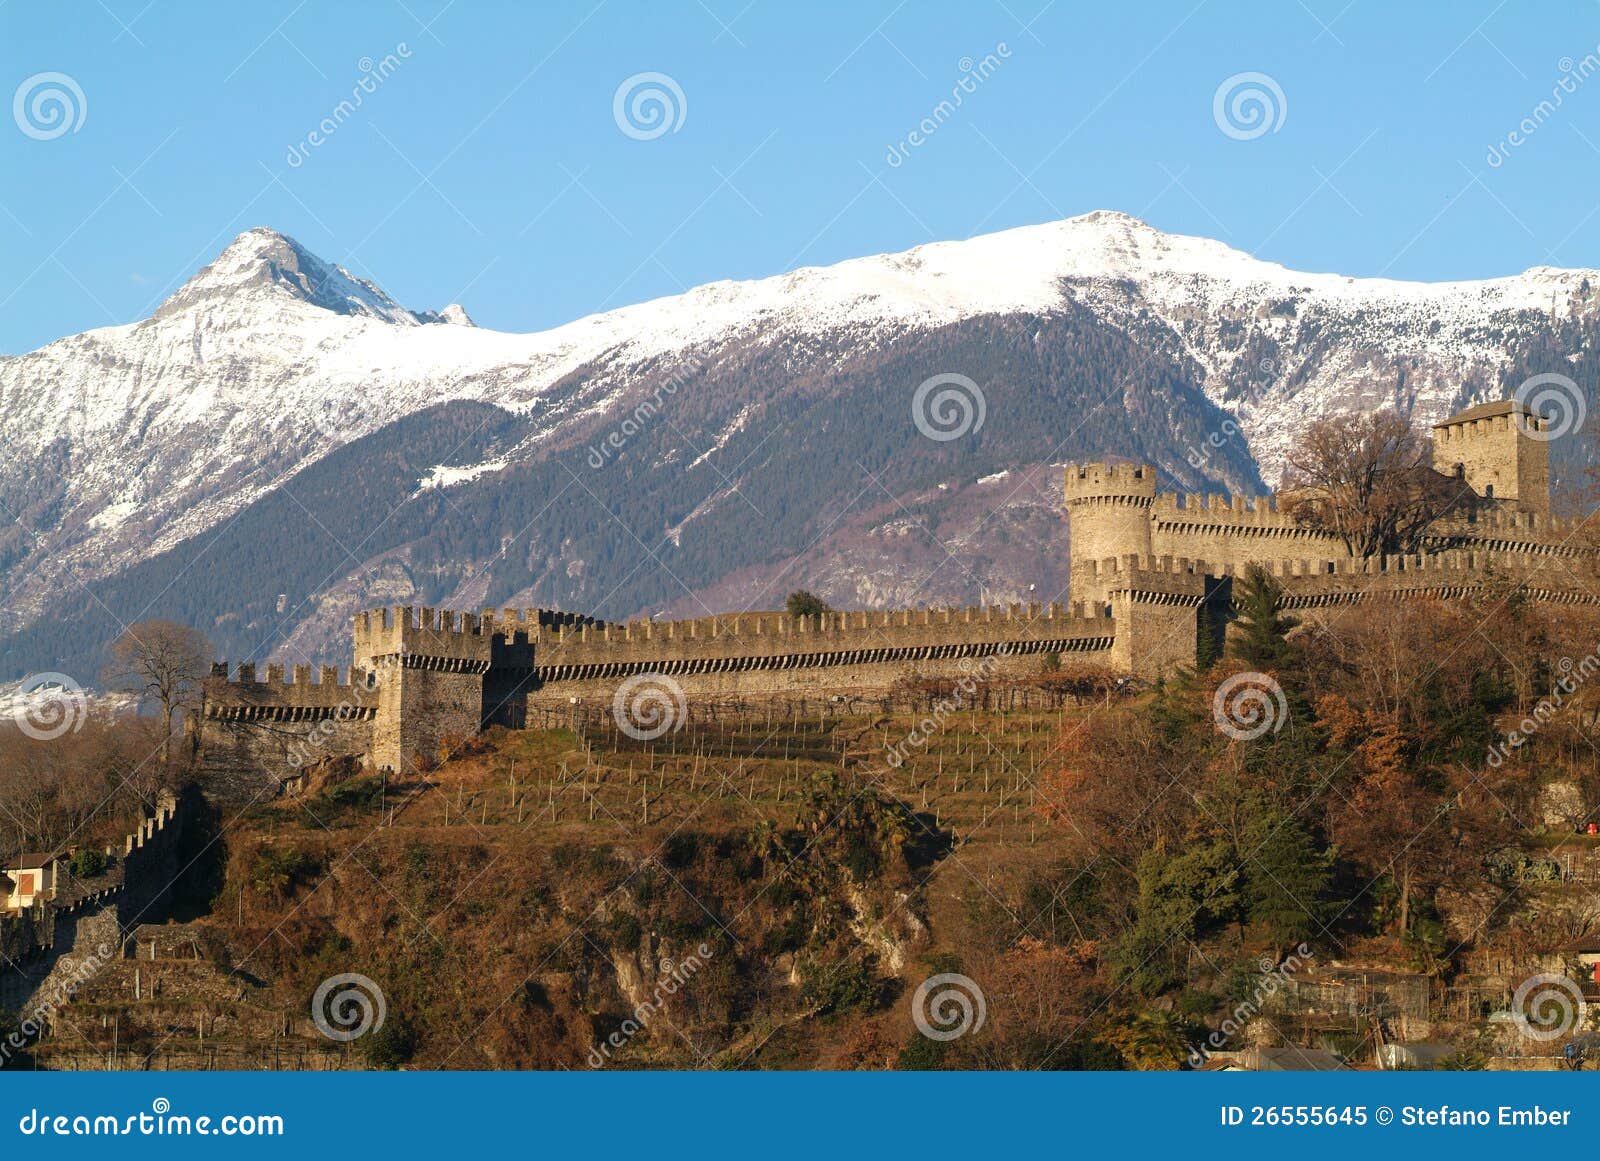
xmin=1281 ymin=409 xmax=1467 ymax=558
xmin=104 ymin=618 xmax=212 ymax=776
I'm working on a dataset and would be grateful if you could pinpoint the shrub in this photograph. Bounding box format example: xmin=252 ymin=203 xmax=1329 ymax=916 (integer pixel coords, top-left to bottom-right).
xmin=762 ymin=916 xmax=807 ymax=956
xmin=661 ymin=833 xmax=699 ymax=870
xmin=785 ymin=591 xmax=830 ymax=619
xmin=361 ymin=1014 xmax=418 ymax=1069
xmin=607 ymin=911 xmax=643 ymax=951
xmin=799 ymin=955 xmax=878 ymax=1013
xmin=250 ymin=847 xmax=323 ymax=898
xmin=897 ymin=1033 xmax=947 ymax=1070
xmin=70 ymin=848 xmax=107 ymax=879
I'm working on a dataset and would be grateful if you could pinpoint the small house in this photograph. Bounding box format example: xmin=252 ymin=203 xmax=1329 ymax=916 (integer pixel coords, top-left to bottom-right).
xmin=3 ymin=852 xmax=64 ymax=911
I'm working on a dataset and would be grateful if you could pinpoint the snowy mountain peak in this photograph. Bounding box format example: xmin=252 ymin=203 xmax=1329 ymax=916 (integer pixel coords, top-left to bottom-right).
xmin=3 ymin=211 xmax=1599 ymax=677
xmin=153 ymin=227 xmax=423 ymax=325
xmin=420 ymin=303 xmax=476 ymax=327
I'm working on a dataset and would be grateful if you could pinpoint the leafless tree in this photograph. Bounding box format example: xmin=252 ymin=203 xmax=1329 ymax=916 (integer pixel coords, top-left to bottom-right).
xmin=104 ymin=618 xmax=212 ymax=776
xmin=1281 ymin=409 xmax=1468 ymax=557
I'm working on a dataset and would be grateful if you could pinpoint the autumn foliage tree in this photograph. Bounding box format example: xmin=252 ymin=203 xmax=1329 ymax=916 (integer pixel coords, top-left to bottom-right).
xmin=1281 ymin=409 xmax=1469 ymax=557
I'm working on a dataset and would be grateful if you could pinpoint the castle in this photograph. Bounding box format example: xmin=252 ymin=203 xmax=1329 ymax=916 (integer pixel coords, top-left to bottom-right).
xmin=197 ymin=398 xmax=1598 ymax=788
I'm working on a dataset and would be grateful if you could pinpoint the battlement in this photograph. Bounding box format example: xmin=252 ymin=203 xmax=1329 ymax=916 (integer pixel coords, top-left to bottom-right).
xmin=1155 ymin=490 xmax=1589 ymax=545
xmin=201 ymin=663 xmax=379 ymax=722
xmin=351 ymin=605 xmax=598 ymax=669
xmin=529 ymin=602 xmax=1113 ymax=676
xmin=351 ymin=605 xmax=597 ymax=637
xmin=1433 ymin=404 xmax=1546 ymax=439
xmin=1082 ymin=554 xmax=1216 ymax=606
xmin=1152 ymin=490 xmax=1298 ymax=526
xmin=1063 ymin=461 xmax=1159 ymax=504
xmin=1426 ymin=505 xmax=1588 ymax=550
xmin=1269 ymin=549 xmax=1600 ymax=608
xmin=119 ymin=791 xmax=180 ymax=858
xmin=1094 ymin=547 xmax=1600 ymax=581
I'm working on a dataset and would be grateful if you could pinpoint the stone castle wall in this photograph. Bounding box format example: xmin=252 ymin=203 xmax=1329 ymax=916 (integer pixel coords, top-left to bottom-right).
xmin=197 ymin=536 xmax=1600 ymax=784
xmin=1 ymin=792 xmax=193 ymax=1021
xmin=521 ymin=603 xmax=1118 ymax=708
xmin=1067 ymin=462 xmax=1591 ymax=606
xmin=195 ymin=665 xmax=377 ymax=800
xmin=1148 ymin=493 xmax=1350 ymax=580
xmin=195 ymin=404 xmax=1598 ymax=786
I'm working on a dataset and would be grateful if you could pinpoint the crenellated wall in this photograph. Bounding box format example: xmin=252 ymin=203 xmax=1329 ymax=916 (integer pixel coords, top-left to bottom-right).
xmin=2 ymin=790 xmax=194 ymax=1022
xmin=192 ymin=401 xmax=1598 ymax=788
xmin=520 ymin=603 xmax=1118 ymax=707
xmin=195 ymin=664 xmax=378 ymax=800
xmin=350 ymin=606 xmax=600 ymax=769
xmin=198 ymin=603 xmax=1121 ymax=783
xmin=1148 ymin=491 xmax=1351 ymax=579
xmin=1062 ymin=458 xmax=1593 ymax=604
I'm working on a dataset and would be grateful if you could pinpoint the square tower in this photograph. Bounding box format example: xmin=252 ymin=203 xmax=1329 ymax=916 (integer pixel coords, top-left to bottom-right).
xmin=1430 ymin=400 xmax=1550 ymax=516
xmin=353 ymin=606 xmax=492 ymax=771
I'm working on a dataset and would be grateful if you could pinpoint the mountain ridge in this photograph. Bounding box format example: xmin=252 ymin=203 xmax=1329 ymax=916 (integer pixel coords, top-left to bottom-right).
xmin=1 ymin=212 xmax=1594 ymax=681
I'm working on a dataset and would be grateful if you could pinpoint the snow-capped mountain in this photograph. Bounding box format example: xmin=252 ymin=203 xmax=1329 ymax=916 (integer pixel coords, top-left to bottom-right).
xmin=1 ymin=213 xmax=1595 ymax=680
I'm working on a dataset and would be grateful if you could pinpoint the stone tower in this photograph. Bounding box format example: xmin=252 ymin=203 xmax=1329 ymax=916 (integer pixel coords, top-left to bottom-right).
xmin=1430 ymin=400 xmax=1550 ymax=516
xmin=353 ymin=607 xmax=491 ymax=771
xmin=1062 ymin=461 xmax=1158 ymax=604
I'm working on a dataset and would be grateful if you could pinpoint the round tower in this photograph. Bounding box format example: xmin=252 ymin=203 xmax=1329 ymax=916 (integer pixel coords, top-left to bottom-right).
xmin=1063 ymin=462 xmax=1158 ymax=604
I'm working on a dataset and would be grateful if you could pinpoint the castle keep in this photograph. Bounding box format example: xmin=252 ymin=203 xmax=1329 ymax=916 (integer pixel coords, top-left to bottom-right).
xmin=198 ymin=398 xmax=1597 ymax=785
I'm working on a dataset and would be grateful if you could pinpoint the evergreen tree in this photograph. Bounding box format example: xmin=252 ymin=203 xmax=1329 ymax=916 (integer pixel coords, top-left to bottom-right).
xmin=1115 ymin=835 xmax=1241 ymax=994
xmin=1240 ymin=809 xmax=1334 ymax=948
xmin=1228 ymin=565 xmax=1300 ymax=669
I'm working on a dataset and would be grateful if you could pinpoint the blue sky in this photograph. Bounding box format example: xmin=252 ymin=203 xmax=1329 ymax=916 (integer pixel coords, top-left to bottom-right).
xmin=3 ymin=1 xmax=1600 ymax=352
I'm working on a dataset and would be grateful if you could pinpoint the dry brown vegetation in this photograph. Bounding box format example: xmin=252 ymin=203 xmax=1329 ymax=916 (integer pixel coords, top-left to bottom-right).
xmin=17 ymin=588 xmax=1600 ymax=1070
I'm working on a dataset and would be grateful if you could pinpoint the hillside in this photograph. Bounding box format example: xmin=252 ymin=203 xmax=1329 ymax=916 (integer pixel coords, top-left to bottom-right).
xmin=21 ymin=587 xmax=1600 ymax=1072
